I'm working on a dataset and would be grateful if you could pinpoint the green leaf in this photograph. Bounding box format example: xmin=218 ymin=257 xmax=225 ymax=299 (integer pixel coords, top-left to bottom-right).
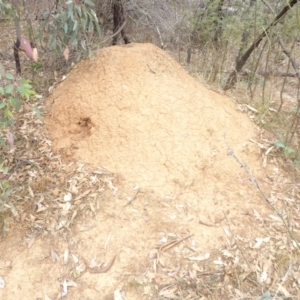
xmin=75 ymin=5 xmax=82 ymax=17
xmin=0 ymin=87 xmax=4 ymax=95
xmin=17 ymin=86 xmax=26 ymax=97
xmin=256 ymin=290 xmax=271 ymax=300
xmin=284 ymin=147 xmax=294 ymax=155
xmin=2 ymin=181 xmax=10 ymax=189
xmin=64 ymin=22 xmax=68 ymax=33
xmin=0 ymin=101 xmax=6 ymax=109
xmin=50 ymin=38 xmax=57 ymax=50
xmin=274 ymin=141 xmax=285 ymax=148
xmin=95 ymin=22 xmax=101 ymax=36
xmin=4 ymin=107 xmax=13 ymax=118
xmin=84 ymin=0 xmax=95 ymax=7
xmin=4 ymin=84 xmax=14 ymax=94
xmin=1 ymin=167 xmax=9 ymax=174
xmin=0 ymin=61 xmax=5 ymax=77
xmin=73 ymin=20 xmax=78 ymax=31
xmin=5 ymin=73 xmax=14 ymax=80
xmin=90 ymin=9 xmax=97 ymax=20
xmin=23 ymin=83 xmax=32 ymax=90
xmin=81 ymin=17 xmax=86 ymax=28
xmin=10 ymin=97 xmax=21 ymax=111
xmin=88 ymin=19 xmax=94 ymax=32
xmin=34 ymin=106 xmax=43 ymax=120
xmin=81 ymin=39 xmax=86 ymax=50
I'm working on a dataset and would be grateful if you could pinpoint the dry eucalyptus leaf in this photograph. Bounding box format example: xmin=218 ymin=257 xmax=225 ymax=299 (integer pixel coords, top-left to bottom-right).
xmin=61 ymin=280 xmax=77 ymax=297
xmin=189 ymin=253 xmax=210 ymax=261
xmin=64 ymin=249 xmax=69 ymax=265
xmin=51 ymin=249 xmax=59 ymax=263
xmin=0 ymin=276 xmax=5 ymax=289
xmin=26 ymin=236 xmax=36 ymax=248
xmin=63 ymin=46 xmax=70 ymax=62
xmin=143 ymin=285 xmax=153 ymax=296
xmin=32 ymin=48 xmax=38 ymax=62
xmin=64 ymin=193 xmax=72 ymax=202
xmin=159 ymin=287 xmax=177 ymax=298
xmin=72 ymin=254 xmax=79 ymax=264
xmin=114 ymin=289 xmax=126 ymax=300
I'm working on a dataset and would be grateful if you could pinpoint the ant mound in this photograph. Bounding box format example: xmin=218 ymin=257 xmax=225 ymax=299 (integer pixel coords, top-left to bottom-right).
xmin=45 ymin=43 xmax=269 ymax=220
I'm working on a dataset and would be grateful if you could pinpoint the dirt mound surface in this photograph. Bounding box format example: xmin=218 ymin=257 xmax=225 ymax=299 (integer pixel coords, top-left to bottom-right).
xmin=46 ymin=43 xmax=270 ymax=220
xmin=46 ymin=43 xmax=272 ymax=242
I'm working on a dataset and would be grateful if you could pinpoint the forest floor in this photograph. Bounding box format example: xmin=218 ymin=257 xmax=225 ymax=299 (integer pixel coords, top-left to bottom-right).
xmin=0 ymin=43 xmax=299 ymax=300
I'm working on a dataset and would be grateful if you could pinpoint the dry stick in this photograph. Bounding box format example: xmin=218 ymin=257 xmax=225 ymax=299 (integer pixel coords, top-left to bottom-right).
xmin=159 ymin=234 xmax=194 ymax=252
xmin=223 ymin=134 xmax=296 ymax=243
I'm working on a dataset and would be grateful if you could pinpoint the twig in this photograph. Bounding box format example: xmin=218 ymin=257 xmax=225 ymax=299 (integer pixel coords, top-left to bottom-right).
xmin=124 ymin=186 xmax=140 ymax=206
xmin=159 ymin=234 xmax=193 ymax=252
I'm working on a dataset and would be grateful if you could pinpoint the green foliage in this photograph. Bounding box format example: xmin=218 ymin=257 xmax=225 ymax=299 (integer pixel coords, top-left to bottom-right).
xmin=0 ymin=180 xmax=11 ymax=204
xmin=274 ymin=134 xmax=295 ymax=158
xmin=0 ymin=179 xmax=11 ymax=231
xmin=190 ymin=0 xmax=225 ymax=43
xmin=36 ymin=0 xmax=101 ymax=56
xmin=0 ymin=72 xmax=36 ymax=129
xmin=0 ymin=155 xmax=11 ymax=217
xmin=0 ymin=72 xmax=37 ymax=220
xmin=256 ymin=290 xmax=271 ymax=300
xmin=0 ymin=0 xmax=13 ymax=16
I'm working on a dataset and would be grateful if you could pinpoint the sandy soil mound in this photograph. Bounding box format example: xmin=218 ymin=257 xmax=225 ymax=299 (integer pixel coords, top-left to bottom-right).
xmin=46 ymin=43 xmax=272 ymax=240
xmin=46 ymin=43 xmax=268 ymax=211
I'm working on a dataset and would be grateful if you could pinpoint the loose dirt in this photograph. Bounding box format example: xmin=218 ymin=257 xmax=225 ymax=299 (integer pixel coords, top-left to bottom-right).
xmin=0 ymin=43 xmax=280 ymax=299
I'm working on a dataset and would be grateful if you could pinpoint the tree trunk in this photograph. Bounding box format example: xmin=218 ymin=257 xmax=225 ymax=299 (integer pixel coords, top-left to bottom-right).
xmin=112 ymin=0 xmax=131 ymax=46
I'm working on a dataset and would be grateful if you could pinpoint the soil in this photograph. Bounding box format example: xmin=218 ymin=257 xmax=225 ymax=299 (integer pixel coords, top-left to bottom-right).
xmin=0 ymin=43 xmax=279 ymax=299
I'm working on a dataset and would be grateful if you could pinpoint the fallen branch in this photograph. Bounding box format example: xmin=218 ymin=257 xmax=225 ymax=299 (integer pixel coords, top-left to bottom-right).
xmin=159 ymin=234 xmax=194 ymax=252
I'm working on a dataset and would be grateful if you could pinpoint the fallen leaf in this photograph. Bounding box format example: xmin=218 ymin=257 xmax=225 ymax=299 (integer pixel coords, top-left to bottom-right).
xmin=189 ymin=253 xmax=210 ymax=261
xmin=32 ymin=48 xmax=38 ymax=62
xmin=0 ymin=276 xmax=5 ymax=289
xmin=63 ymin=46 xmax=70 ymax=62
